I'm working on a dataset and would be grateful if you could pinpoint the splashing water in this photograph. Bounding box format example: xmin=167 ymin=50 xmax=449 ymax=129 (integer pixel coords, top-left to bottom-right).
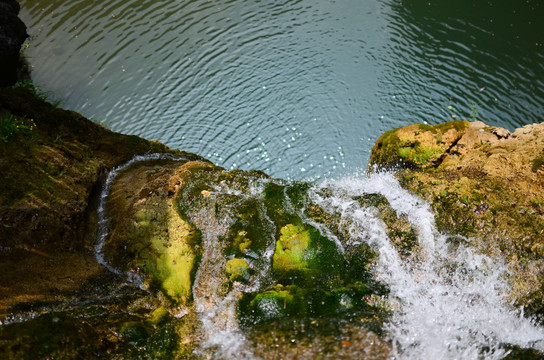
xmin=188 ymin=178 xmax=276 ymax=359
xmin=313 ymin=172 xmax=544 ymax=360
xmin=94 ymin=156 xmax=544 ymax=359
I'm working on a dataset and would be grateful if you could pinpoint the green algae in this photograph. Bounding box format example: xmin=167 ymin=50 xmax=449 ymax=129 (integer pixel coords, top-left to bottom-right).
xmin=149 ymin=306 xmax=169 ymax=325
xmin=232 ymin=230 xmax=252 ymax=253
xmin=434 ymin=120 xmax=469 ymax=133
xmin=273 ymin=224 xmax=312 ymax=273
xmin=225 ymin=258 xmax=251 ymax=282
xmin=238 ymin=282 xmax=388 ymax=335
xmin=272 ymin=222 xmax=345 ymax=288
xmin=129 ymin=203 xmax=200 ymax=303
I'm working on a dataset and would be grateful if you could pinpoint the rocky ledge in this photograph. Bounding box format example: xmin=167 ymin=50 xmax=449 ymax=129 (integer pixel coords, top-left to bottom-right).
xmin=0 ymin=85 xmax=205 ymax=314
xmin=0 ymin=87 xmax=396 ymax=358
xmin=369 ymin=120 xmax=544 ymax=315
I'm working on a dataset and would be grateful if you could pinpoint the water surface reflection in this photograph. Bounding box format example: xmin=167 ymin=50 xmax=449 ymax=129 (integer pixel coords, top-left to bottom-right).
xmin=19 ymin=0 xmax=544 ymax=180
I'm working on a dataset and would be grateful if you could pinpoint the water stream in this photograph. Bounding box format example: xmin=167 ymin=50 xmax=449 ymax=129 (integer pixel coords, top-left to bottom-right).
xmin=314 ymin=173 xmax=544 ymax=359
xmin=94 ymin=156 xmax=544 ymax=359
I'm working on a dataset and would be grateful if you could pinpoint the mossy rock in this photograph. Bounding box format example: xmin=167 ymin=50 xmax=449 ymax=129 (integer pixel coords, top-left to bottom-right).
xmin=104 ymin=161 xmax=202 ymax=304
xmin=369 ymin=120 xmax=469 ymax=170
xmin=238 ymin=283 xmax=388 ymax=334
xmin=370 ymin=120 xmax=544 ymax=316
xmin=225 ymin=258 xmax=251 ymax=282
xmin=273 ymin=224 xmax=312 ymax=273
xmin=272 ymin=223 xmax=345 ymax=287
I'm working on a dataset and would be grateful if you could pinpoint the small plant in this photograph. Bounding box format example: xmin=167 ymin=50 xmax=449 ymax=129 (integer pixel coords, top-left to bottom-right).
xmin=470 ymin=103 xmax=479 ymax=122
xmin=0 ymin=112 xmax=36 ymax=143
xmin=13 ymin=80 xmax=62 ymax=107
xmin=0 ymin=113 xmax=18 ymax=142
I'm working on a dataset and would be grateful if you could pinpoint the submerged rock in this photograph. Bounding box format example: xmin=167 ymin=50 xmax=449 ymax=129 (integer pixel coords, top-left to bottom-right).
xmin=370 ymin=120 xmax=544 ymax=317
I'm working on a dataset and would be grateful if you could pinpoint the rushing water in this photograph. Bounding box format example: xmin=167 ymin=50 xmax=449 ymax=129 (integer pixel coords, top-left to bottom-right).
xmin=314 ymin=174 xmax=544 ymax=359
xmin=18 ymin=0 xmax=544 ymax=180
xmin=91 ymin=156 xmax=544 ymax=359
xmin=14 ymin=0 xmax=544 ymax=357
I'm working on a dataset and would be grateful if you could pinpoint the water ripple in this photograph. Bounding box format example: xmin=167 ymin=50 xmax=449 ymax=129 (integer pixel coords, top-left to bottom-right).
xmin=19 ymin=0 xmax=544 ymax=180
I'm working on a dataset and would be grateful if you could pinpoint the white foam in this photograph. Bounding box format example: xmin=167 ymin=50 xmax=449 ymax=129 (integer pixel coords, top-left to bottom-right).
xmin=314 ymin=172 xmax=544 ymax=360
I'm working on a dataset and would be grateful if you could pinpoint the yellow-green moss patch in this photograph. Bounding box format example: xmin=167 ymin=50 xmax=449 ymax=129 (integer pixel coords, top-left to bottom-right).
xmin=273 ymin=224 xmax=312 ymax=274
xmin=225 ymin=258 xmax=251 ymax=282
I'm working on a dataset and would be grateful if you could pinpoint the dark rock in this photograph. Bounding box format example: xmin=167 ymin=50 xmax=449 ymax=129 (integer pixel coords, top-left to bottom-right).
xmin=0 ymin=0 xmax=29 ymax=87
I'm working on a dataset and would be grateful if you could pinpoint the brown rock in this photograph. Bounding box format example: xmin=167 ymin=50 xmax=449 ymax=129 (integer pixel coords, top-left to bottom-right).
xmin=370 ymin=120 xmax=544 ymax=314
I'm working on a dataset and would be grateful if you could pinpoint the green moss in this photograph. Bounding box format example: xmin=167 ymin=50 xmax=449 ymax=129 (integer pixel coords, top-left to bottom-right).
xmin=532 ymin=157 xmax=544 ymax=172
xmin=369 ymin=129 xmax=402 ymax=168
xmin=131 ymin=206 xmax=200 ymax=303
xmin=119 ymin=321 xmax=150 ymax=346
xmin=232 ymin=230 xmax=252 ymax=253
xmin=397 ymin=146 xmax=412 ymax=159
xmin=226 ymin=258 xmax=251 ymax=282
xmin=370 ymin=121 xmax=468 ymax=170
xmin=411 ymin=146 xmax=443 ymax=165
xmin=149 ymin=306 xmax=169 ymax=325
xmin=238 ymin=282 xmax=388 ymax=332
xmin=434 ymin=120 xmax=469 ymax=133
xmin=0 ymin=303 xmax=183 ymax=360
xmin=273 ymin=224 xmax=312 ymax=274
xmin=417 ymin=123 xmax=436 ymax=132
xmin=263 ymin=182 xmax=299 ymax=226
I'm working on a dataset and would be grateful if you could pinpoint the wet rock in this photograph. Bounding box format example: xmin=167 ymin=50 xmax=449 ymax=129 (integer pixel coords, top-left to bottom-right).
xmin=225 ymin=258 xmax=250 ymax=282
xmin=0 ymin=0 xmax=29 ymax=86
xmin=0 ymin=86 xmax=203 ymax=315
xmin=370 ymin=120 xmax=544 ymax=316
xmin=100 ymin=160 xmax=394 ymax=357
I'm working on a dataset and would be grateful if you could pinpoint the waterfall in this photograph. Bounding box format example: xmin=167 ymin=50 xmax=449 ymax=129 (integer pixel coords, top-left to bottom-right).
xmin=94 ymin=156 xmax=544 ymax=359
xmin=313 ymin=172 xmax=544 ymax=360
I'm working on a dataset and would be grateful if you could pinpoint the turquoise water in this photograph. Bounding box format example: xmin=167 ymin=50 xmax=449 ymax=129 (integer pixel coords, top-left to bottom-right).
xmin=19 ymin=0 xmax=544 ymax=180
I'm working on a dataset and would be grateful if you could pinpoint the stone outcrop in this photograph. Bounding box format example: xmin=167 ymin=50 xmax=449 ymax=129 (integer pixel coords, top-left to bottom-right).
xmin=0 ymin=85 xmax=204 ymax=314
xmin=0 ymin=87 xmax=395 ymax=357
xmin=0 ymin=0 xmax=29 ymax=87
xmin=369 ymin=120 xmax=544 ymax=316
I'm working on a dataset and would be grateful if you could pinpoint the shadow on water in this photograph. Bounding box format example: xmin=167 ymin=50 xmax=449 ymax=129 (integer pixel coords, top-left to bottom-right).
xmin=18 ymin=0 xmax=544 ymax=180
xmin=380 ymin=0 xmax=544 ymax=132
